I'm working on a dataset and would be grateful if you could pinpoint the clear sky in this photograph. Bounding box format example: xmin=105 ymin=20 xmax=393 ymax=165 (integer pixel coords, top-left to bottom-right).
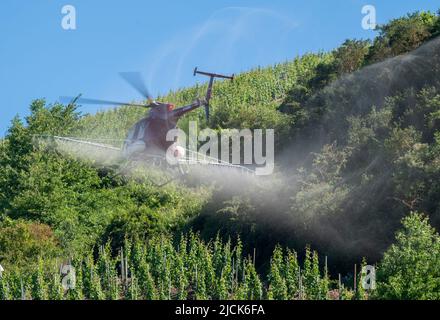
xmin=1 ymin=0 xmax=439 ymax=136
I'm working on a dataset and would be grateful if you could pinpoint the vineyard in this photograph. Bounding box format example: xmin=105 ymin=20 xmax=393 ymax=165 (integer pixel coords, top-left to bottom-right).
xmin=1 ymin=9 xmax=440 ymax=300
xmin=72 ymin=52 xmax=330 ymax=145
xmin=1 ymin=212 xmax=439 ymax=300
xmin=0 ymin=232 xmax=363 ymax=300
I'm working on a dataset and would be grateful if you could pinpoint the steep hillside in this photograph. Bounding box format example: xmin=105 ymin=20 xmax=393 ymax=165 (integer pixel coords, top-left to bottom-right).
xmin=72 ymin=53 xmax=330 ymax=149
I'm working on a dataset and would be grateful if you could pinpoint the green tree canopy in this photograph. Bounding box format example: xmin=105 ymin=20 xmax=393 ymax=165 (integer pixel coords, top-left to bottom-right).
xmin=375 ymin=213 xmax=440 ymax=299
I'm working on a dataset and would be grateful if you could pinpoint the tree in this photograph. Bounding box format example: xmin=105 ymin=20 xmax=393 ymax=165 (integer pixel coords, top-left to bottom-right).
xmin=48 ymin=271 xmax=64 ymax=300
xmin=244 ymin=258 xmax=262 ymax=300
xmin=174 ymin=236 xmax=188 ymax=300
xmin=0 ymin=219 xmax=60 ymax=271
xmin=284 ymin=248 xmax=300 ymax=299
xmin=375 ymin=213 xmax=440 ymax=299
xmin=302 ymin=247 xmax=322 ymax=299
xmin=367 ymin=11 xmax=437 ymax=63
xmin=138 ymin=261 xmax=157 ymax=300
xmin=0 ymin=274 xmax=11 ymax=300
xmin=267 ymin=246 xmax=288 ymax=300
xmin=215 ymin=269 xmax=229 ymax=300
xmin=30 ymin=258 xmax=48 ymax=300
xmin=307 ymin=60 xmax=337 ymax=91
xmin=97 ymin=243 xmax=115 ymax=299
xmin=333 ymin=39 xmax=370 ymax=74
xmin=126 ymin=272 xmax=140 ymax=300
xmin=432 ymin=10 xmax=440 ymax=37
xmin=82 ymin=254 xmax=105 ymax=300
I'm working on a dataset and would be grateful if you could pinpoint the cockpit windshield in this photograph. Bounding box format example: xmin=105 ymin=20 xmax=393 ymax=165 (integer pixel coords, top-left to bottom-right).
xmin=126 ymin=126 xmax=136 ymax=142
xmin=126 ymin=119 xmax=147 ymax=142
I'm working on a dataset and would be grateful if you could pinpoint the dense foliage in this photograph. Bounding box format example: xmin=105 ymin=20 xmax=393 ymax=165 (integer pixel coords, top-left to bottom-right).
xmin=0 ymin=232 xmax=359 ymax=300
xmin=375 ymin=213 xmax=440 ymax=299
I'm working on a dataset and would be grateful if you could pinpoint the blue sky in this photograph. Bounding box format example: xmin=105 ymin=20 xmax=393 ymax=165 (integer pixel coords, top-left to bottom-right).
xmin=1 ymin=0 xmax=439 ymax=136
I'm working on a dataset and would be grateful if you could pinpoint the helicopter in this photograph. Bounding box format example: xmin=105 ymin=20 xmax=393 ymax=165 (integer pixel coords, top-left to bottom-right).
xmin=53 ymin=68 xmax=255 ymax=178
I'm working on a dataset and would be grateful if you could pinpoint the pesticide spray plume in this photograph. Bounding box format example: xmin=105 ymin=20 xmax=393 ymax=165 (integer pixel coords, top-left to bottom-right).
xmin=34 ymin=135 xmax=124 ymax=166
xmin=187 ymin=36 xmax=440 ymax=271
xmin=33 ymin=133 xmax=265 ymax=192
xmin=270 ymin=36 xmax=440 ymax=265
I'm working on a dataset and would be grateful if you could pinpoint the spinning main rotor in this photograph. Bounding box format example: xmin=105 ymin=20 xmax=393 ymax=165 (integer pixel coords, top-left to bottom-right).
xmin=60 ymin=68 xmax=234 ymax=121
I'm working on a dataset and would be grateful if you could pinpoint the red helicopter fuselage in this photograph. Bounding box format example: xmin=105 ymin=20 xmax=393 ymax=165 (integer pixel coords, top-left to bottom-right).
xmin=121 ymin=68 xmax=234 ymax=158
xmin=123 ymin=99 xmax=205 ymax=157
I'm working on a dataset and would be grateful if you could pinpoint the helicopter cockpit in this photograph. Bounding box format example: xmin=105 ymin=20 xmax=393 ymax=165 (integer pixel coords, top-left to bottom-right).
xmin=123 ymin=118 xmax=149 ymax=157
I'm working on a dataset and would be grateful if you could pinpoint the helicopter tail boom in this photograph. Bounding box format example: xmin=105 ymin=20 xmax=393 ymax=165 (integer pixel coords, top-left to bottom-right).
xmin=171 ymin=98 xmax=207 ymax=118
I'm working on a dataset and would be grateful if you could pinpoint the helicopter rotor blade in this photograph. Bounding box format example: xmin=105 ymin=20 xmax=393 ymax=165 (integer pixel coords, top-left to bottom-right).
xmin=59 ymin=96 xmax=152 ymax=108
xmin=119 ymin=72 xmax=154 ymax=102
